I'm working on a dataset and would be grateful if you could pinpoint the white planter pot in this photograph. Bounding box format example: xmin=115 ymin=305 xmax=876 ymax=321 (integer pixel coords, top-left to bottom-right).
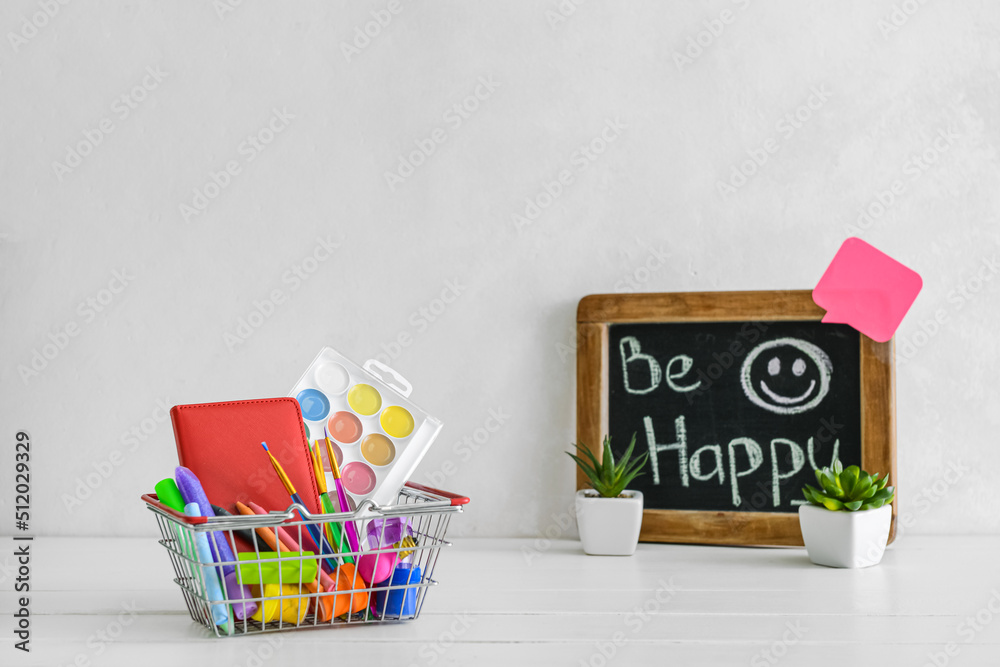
xmin=575 ymin=489 xmax=643 ymax=556
xmin=798 ymin=504 xmax=892 ymax=568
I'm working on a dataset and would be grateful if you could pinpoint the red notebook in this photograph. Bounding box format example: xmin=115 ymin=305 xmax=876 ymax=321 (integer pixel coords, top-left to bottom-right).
xmin=169 ymin=397 xmax=322 ymax=550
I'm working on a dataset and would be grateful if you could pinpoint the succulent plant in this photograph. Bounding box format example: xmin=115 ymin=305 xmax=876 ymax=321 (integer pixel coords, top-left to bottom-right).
xmin=567 ymin=434 xmax=648 ymax=499
xmin=802 ymin=459 xmax=895 ymax=512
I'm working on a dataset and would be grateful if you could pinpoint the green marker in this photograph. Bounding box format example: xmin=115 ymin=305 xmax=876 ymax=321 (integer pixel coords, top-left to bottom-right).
xmin=155 ymin=478 xmax=186 ymax=512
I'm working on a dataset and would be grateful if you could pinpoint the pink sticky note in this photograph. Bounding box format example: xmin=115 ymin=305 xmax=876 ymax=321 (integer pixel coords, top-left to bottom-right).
xmin=812 ymin=238 xmax=922 ymax=342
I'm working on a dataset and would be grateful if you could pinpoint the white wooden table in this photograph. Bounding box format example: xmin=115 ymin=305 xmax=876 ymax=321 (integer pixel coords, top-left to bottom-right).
xmin=4 ymin=536 xmax=999 ymax=666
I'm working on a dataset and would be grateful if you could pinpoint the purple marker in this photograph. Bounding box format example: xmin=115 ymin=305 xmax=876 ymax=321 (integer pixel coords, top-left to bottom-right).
xmin=175 ymin=466 xmax=256 ymax=620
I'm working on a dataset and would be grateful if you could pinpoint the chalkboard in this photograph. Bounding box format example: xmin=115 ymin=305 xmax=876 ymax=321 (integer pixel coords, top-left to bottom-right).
xmin=576 ymin=291 xmax=896 ymax=546
xmin=608 ymin=321 xmax=860 ymax=514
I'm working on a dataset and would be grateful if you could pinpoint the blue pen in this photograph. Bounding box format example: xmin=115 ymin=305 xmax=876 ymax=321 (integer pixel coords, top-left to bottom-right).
xmin=261 ymin=442 xmax=340 ymax=573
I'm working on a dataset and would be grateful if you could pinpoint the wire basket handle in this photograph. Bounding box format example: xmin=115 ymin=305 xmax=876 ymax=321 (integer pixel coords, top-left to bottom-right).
xmin=363 ymin=359 xmax=412 ymax=398
xmin=142 ymin=482 xmax=469 ymax=530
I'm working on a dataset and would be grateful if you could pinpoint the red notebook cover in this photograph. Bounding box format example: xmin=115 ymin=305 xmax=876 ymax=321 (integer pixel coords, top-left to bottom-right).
xmin=169 ymin=397 xmax=322 ymax=551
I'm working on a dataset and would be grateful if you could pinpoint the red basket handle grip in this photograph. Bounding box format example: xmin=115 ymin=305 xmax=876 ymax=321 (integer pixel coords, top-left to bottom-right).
xmin=140 ymin=493 xmax=208 ymax=523
xmin=403 ymin=482 xmax=470 ymax=506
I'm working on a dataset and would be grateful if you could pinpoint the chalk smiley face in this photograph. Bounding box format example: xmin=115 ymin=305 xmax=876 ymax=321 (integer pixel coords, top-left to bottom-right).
xmin=740 ymin=337 xmax=832 ymax=414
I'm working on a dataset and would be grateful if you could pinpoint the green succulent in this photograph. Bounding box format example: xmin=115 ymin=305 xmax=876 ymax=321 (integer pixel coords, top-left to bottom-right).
xmin=802 ymin=459 xmax=895 ymax=512
xmin=567 ymin=434 xmax=648 ymax=498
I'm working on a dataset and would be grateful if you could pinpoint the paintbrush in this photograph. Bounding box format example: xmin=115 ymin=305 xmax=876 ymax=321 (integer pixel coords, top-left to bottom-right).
xmin=324 ymin=427 xmax=361 ymax=556
xmin=260 ymin=441 xmax=339 ymax=573
xmin=235 ymin=501 xmax=334 ymax=622
xmin=245 ymin=500 xmax=337 ymax=590
xmin=311 ymin=439 xmax=354 ymax=565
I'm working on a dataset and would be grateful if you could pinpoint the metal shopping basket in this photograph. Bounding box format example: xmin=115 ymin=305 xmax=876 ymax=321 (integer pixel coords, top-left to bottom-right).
xmin=141 ymin=482 xmax=469 ymax=637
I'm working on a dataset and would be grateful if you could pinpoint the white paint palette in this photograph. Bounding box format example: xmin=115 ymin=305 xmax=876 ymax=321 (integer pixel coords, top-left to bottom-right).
xmin=288 ymin=348 xmax=443 ymax=509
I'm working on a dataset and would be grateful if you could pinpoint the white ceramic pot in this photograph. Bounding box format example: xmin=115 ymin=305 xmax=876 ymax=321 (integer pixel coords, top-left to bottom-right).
xmin=798 ymin=504 xmax=892 ymax=568
xmin=575 ymin=489 xmax=643 ymax=556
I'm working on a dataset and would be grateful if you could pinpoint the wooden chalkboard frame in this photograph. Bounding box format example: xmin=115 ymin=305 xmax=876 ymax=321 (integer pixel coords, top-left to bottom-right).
xmin=576 ymin=291 xmax=896 ymax=546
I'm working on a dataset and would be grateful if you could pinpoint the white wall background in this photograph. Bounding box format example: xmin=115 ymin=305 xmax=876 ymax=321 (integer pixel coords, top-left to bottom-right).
xmin=1 ymin=0 xmax=998 ymax=539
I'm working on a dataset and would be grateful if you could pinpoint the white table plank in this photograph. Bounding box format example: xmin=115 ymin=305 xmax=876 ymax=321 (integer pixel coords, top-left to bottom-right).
xmin=10 ymin=583 xmax=1000 ymax=618
xmin=21 ymin=610 xmax=1000 ymax=644
xmin=4 ymin=536 xmax=999 ymax=667
xmin=14 ymin=634 xmax=1000 ymax=667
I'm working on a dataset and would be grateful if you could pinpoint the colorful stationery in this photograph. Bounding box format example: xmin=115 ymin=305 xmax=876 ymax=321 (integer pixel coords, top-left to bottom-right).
xmin=246 ymin=500 xmax=336 ymax=591
xmin=261 ymin=442 xmax=340 ymax=573
xmin=374 ymin=563 xmax=422 ymax=619
xmin=175 ymin=467 xmax=238 ymax=569
xmin=169 ymin=398 xmax=324 ymax=554
xmin=175 ymin=466 xmax=256 ymax=620
xmin=236 ymin=551 xmax=318 ymax=585
xmin=184 ymin=502 xmax=231 ymax=631
xmin=235 ymin=501 xmax=290 ymax=554
xmin=154 ymin=478 xmax=186 ymax=511
xmin=324 ymin=427 xmax=361 ymax=556
xmin=210 ymin=505 xmax=257 ymax=546
xmin=358 ymin=549 xmax=397 ymax=586
xmin=311 ymin=439 xmax=353 ymax=564
xmin=234 ymin=501 xmax=334 ymax=622
xmin=235 ymin=501 xmax=367 ymax=620
xmin=289 ymin=349 xmax=443 ymax=508
xmin=250 ymin=584 xmax=309 ymax=625
xmin=331 ymin=563 xmax=369 ymax=617
xmin=156 ymin=478 xmax=256 ymax=621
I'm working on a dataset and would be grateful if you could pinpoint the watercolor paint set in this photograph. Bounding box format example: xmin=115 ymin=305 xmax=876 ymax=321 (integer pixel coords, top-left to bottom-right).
xmin=289 ymin=348 xmax=443 ymax=510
